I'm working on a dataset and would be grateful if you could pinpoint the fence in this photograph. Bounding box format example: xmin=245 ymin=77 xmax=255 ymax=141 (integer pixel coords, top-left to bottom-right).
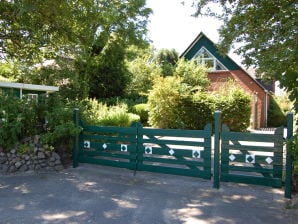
xmin=73 ymin=109 xmax=294 ymax=198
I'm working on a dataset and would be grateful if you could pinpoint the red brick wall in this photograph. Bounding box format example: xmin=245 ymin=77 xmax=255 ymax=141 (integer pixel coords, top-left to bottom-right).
xmin=207 ymin=70 xmax=268 ymax=128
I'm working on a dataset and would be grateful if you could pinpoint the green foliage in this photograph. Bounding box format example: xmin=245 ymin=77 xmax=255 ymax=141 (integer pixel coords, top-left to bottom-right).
xmin=289 ymin=134 xmax=298 ymax=175
xmin=174 ymin=59 xmax=210 ymax=90
xmin=132 ymin=103 xmax=149 ymax=125
xmin=192 ymin=0 xmax=298 ymax=103
xmin=148 ymin=62 xmax=214 ymax=129
xmin=125 ymin=46 xmax=160 ymax=98
xmin=0 ymin=0 xmax=152 ymax=100
xmin=40 ymin=95 xmax=81 ymax=146
xmin=148 ymin=75 xmax=250 ymax=131
xmin=81 ymin=98 xmax=140 ymax=127
xmin=268 ymin=96 xmax=287 ymax=127
xmin=148 ymin=76 xmax=185 ymax=128
xmin=87 ymin=42 xmax=130 ymax=98
xmin=154 ymin=48 xmax=179 ymax=76
xmin=179 ymin=92 xmax=215 ymax=129
xmin=214 ymin=82 xmax=251 ymax=131
xmin=0 ymin=93 xmax=43 ymax=149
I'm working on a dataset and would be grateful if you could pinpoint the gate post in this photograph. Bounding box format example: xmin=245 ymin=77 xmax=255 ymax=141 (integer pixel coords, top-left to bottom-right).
xmin=285 ymin=112 xmax=294 ymax=198
xmin=73 ymin=108 xmax=80 ymax=168
xmin=213 ymin=111 xmax=221 ymax=189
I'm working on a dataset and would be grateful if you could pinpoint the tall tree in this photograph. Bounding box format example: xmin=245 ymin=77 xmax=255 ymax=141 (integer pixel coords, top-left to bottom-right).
xmin=0 ymin=0 xmax=152 ymax=98
xmin=190 ymin=0 xmax=298 ymax=103
xmin=154 ymin=48 xmax=179 ymax=76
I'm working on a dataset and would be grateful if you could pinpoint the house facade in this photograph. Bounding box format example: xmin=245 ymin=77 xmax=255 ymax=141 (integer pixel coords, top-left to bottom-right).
xmin=0 ymin=81 xmax=59 ymax=101
xmin=180 ymin=32 xmax=270 ymax=128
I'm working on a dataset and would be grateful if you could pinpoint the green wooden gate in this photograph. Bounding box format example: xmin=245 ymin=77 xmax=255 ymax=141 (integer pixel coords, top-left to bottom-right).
xmin=73 ymin=109 xmax=294 ymax=198
xmin=137 ymin=124 xmax=212 ymax=179
xmin=220 ymin=125 xmax=284 ymax=187
xmin=74 ymin=113 xmax=212 ymax=180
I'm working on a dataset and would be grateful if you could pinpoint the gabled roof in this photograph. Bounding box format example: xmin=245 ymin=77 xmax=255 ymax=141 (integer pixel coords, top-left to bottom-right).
xmin=180 ymin=32 xmax=241 ymax=70
xmin=180 ymin=32 xmax=267 ymax=92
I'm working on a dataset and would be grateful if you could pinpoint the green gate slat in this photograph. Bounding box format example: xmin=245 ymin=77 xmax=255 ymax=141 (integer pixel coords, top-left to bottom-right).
xmin=222 ymin=131 xmax=275 ymax=142
xmin=79 ymin=151 xmax=135 ymax=160
xmin=141 ymin=128 xmax=211 ymax=138
xmin=82 ymin=134 xmax=137 ymax=142
xmin=83 ymin=125 xmax=136 ymax=134
xmin=223 ymin=165 xmax=274 ymax=174
xmin=223 ymin=144 xmax=281 ymax=152
xmin=141 ymin=156 xmax=210 ymax=167
xmin=79 ymin=156 xmax=135 ymax=169
xmin=138 ymin=164 xmax=211 ymax=179
xmin=140 ymin=139 xmax=208 ymax=147
xmin=221 ymin=173 xmax=282 ymax=188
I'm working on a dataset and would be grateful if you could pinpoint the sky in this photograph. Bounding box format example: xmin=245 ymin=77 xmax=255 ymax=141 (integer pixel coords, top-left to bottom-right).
xmin=145 ymin=0 xmax=242 ymax=64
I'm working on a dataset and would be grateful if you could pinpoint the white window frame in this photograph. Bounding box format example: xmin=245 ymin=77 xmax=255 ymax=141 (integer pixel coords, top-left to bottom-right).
xmin=194 ymin=47 xmax=228 ymax=71
xmin=27 ymin=93 xmax=39 ymax=102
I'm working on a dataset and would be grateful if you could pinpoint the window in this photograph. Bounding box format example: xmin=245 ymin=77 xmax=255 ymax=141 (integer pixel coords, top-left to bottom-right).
xmin=27 ymin=94 xmax=38 ymax=102
xmin=194 ymin=47 xmax=227 ymax=71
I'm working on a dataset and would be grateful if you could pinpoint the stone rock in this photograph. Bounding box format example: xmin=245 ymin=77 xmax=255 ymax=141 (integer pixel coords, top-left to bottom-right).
xmin=54 ymin=159 xmax=61 ymax=165
xmin=45 ymin=151 xmax=51 ymax=157
xmin=52 ymin=152 xmax=60 ymax=160
xmin=8 ymin=165 xmax=16 ymax=173
xmin=34 ymin=164 xmax=40 ymax=170
xmin=24 ymin=155 xmax=30 ymax=161
xmin=15 ymin=161 xmax=22 ymax=169
xmin=50 ymin=156 xmax=56 ymax=162
xmin=33 ymin=135 xmax=40 ymax=144
xmin=19 ymin=165 xmax=28 ymax=172
xmin=10 ymin=149 xmax=16 ymax=154
xmin=1 ymin=164 xmax=9 ymax=172
xmin=0 ymin=157 xmax=6 ymax=164
xmin=29 ymin=165 xmax=35 ymax=170
xmin=54 ymin=165 xmax=64 ymax=171
xmin=37 ymin=152 xmax=45 ymax=159
xmin=48 ymin=162 xmax=55 ymax=167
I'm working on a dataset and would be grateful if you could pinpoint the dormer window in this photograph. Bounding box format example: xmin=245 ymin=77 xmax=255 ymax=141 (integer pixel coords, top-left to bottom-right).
xmin=194 ymin=47 xmax=227 ymax=71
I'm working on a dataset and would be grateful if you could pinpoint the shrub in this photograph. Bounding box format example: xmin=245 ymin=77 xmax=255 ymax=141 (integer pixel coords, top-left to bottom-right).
xmin=132 ymin=103 xmax=149 ymax=125
xmin=148 ymin=76 xmax=185 ymax=129
xmin=174 ymin=59 xmax=210 ymax=90
xmin=179 ymin=92 xmax=215 ymax=129
xmin=267 ymin=95 xmax=290 ymax=127
xmin=81 ymin=98 xmax=140 ymax=127
xmin=0 ymin=94 xmax=43 ymax=150
xmin=40 ymin=95 xmax=82 ymax=146
xmin=215 ymin=87 xmax=251 ymax=132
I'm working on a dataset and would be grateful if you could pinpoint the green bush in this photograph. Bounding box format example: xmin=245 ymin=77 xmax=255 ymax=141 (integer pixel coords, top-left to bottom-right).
xmin=40 ymin=94 xmax=82 ymax=146
xmin=148 ymin=76 xmax=185 ymax=129
xmin=215 ymin=88 xmax=251 ymax=132
xmin=0 ymin=94 xmax=43 ymax=150
xmin=179 ymin=92 xmax=215 ymax=130
xmin=148 ymin=75 xmax=251 ymax=131
xmin=81 ymin=98 xmax=140 ymax=127
xmin=174 ymin=59 xmax=210 ymax=90
xmin=132 ymin=103 xmax=149 ymax=125
xmin=268 ymin=96 xmax=287 ymax=127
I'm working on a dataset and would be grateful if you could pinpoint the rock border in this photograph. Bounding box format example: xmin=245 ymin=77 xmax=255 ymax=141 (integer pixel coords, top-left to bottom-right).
xmin=0 ymin=146 xmax=64 ymax=174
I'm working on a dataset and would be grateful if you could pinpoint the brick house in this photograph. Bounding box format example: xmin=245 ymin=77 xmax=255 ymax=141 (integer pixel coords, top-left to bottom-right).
xmin=180 ymin=32 xmax=270 ymax=128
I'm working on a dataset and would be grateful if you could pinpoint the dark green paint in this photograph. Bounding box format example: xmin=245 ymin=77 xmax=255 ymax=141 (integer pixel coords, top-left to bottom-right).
xmin=182 ymin=33 xmax=241 ymax=70
xmin=72 ymin=109 xmax=293 ymax=197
